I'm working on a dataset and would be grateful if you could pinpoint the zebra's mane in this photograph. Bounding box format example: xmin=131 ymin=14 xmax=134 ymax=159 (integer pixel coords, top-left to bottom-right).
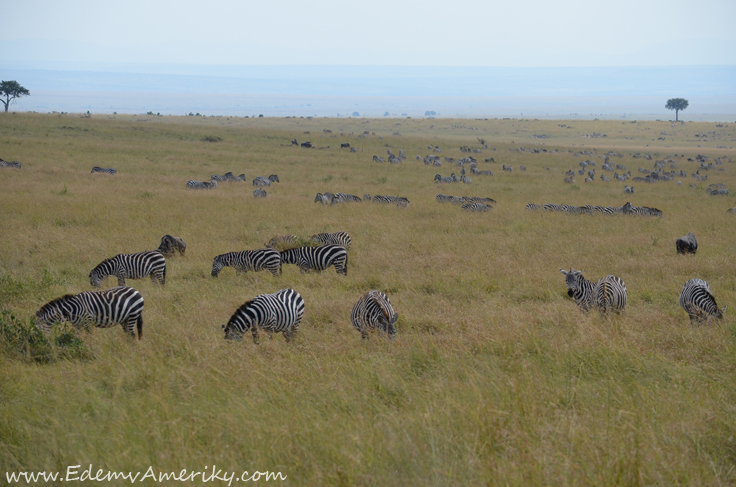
xmin=39 ymin=294 xmax=76 ymax=313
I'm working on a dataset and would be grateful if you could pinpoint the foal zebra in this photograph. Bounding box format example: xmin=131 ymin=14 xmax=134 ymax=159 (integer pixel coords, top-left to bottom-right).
xmin=680 ymin=279 xmax=725 ymax=323
xmin=560 ymin=269 xmax=627 ymax=313
xmin=157 ymin=235 xmax=187 ymax=257
xmin=280 ymin=245 xmax=348 ymax=275
xmin=309 ymin=231 xmax=351 ymax=249
xmin=91 ymin=166 xmax=117 ymax=175
xmin=186 ymin=179 xmax=217 ymax=190
xmin=223 ymin=289 xmax=305 ymax=343
xmin=265 ymin=234 xmax=300 ymax=251
xmin=211 ymin=248 xmax=282 ymax=277
xmin=36 ymin=286 xmax=145 ymax=339
xmin=253 ymin=188 xmax=267 ymax=198
xmin=351 ymin=290 xmax=398 ymax=340
xmin=89 ymin=250 xmax=166 ymax=287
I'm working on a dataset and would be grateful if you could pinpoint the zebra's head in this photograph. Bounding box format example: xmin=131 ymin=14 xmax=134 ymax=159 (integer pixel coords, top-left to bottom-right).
xmin=211 ymin=256 xmax=224 ymax=277
xmin=560 ymin=268 xmax=584 ymax=297
xmin=35 ymin=295 xmax=74 ymax=332
xmin=89 ymin=260 xmax=110 ymax=287
xmin=222 ymin=323 xmax=245 ymax=341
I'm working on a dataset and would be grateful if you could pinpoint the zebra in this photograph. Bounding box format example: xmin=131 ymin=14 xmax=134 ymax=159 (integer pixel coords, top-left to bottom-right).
xmin=477 ymin=170 xmax=493 ymax=176
xmin=560 ymin=269 xmax=626 ymax=313
xmin=91 ymin=166 xmax=117 ymax=174
xmin=330 ymin=193 xmax=362 ymax=204
xmin=595 ymin=275 xmax=627 ymax=313
xmin=502 ymin=164 xmax=512 ymax=172
xmin=434 ymin=174 xmax=454 ymax=183
xmin=624 ymin=185 xmax=634 ymax=193
xmin=252 ymin=176 xmax=271 ymax=187
xmin=436 ymin=194 xmax=453 ymax=203
xmin=0 ymin=161 xmax=21 ymax=168
xmin=187 ymin=179 xmax=217 ymax=190
xmin=310 ymin=231 xmax=351 ymax=249
xmin=373 ymin=195 xmax=409 ymax=206
xmin=89 ymin=250 xmax=166 ymax=287
xmin=253 ymin=188 xmax=267 ymax=198
xmin=280 ymin=245 xmax=348 ymax=275
xmin=680 ymin=279 xmax=725 ymax=323
xmin=351 ymin=290 xmax=398 ymax=340
xmin=157 ymin=235 xmax=186 ymax=257
xmin=460 ymin=175 xmax=472 ymax=184
xmin=676 ymin=232 xmax=697 ymax=254
xmin=223 ymin=289 xmax=305 ymax=343
xmin=212 ymin=172 xmax=246 ymax=182
xmin=265 ymin=234 xmax=299 ymax=251
xmin=35 ymin=286 xmax=145 ymax=339
xmin=211 ymin=248 xmax=282 ymax=277
xmin=525 ymin=203 xmax=543 ymax=210
xmin=462 ymin=202 xmax=490 ymax=212
xmin=622 ymin=202 xmax=663 ymax=216
xmin=314 ymin=192 xmax=333 ymax=204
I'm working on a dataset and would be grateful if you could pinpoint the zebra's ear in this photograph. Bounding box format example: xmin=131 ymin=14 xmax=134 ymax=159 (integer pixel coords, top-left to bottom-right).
xmin=560 ymin=269 xmax=568 ymax=275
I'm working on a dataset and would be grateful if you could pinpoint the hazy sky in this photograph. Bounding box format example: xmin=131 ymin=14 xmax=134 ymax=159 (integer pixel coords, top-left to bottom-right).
xmin=2 ymin=0 xmax=735 ymax=67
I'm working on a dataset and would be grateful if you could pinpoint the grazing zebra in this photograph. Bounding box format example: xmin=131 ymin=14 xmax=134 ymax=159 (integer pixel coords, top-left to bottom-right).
xmin=503 ymin=164 xmax=512 ymax=172
xmin=330 ymin=193 xmax=362 ymax=204
xmin=89 ymin=250 xmax=166 ymax=287
xmin=477 ymin=170 xmax=493 ymax=176
xmin=525 ymin=203 xmax=543 ymax=210
xmin=223 ymin=289 xmax=305 ymax=343
xmin=314 ymin=192 xmax=329 ymax=204
xmin=157 ymin=235 xmax=187 ymax=257
xmin=436 ymin=194 xmax=453 ymax=203
xmin=680 ymin=279 xmax=725 ymax=323
xmin=211 ymin=248 xmax=282 ymax=277
xmin=624 ymin=185 xmax=634 ymax=193
xmin=543 ymin=203 xmax=587 ymax=215
xmin=0 ymin=161 xmax=21 ymax=168
xmin=253 ymin=188 xmax=267 ymax=198
xmin=373 ymin=195 xmax=409 ymax=207
xmin=676 ymin=232 xmax=698 ymax=254
xmin=434 ymin=174 xmax=454 ymax=183
xmin=252 ymin=176 xmax=271 ymax=187
xmin=462 ymin=202 xmax=490 ymax=212
xmin=187 ymin=179 xmax=217 ymax=190
xmin=351 ymin=290 xmax=398 ymax=340
xmin=91 ymin=166 xmax=117 ymax=175
xmin=310 ymin=231 xmax=351 ymax=249
xmin=265 ymin=234 xmax=299 ymax=250
xmin=280 ymin=245 xmax=348 ymax=275
xmin=564 ymin=177 xmax=575 ymax=184
xmin=36 ymin=286 xmax=145 ymax=339
xmin=212 ymin=172 xmax=246 ymax=182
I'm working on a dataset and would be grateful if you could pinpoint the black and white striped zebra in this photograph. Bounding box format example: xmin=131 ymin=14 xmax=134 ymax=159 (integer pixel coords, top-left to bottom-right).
xmin=314 ymin=192 xmax=334 ymax=204
xmin=372 ymin=195 xmax=410 ymax=207
xmin=186 ymin=179 xmax=217 ymax=190
xmin=35 ymin=286 xmax=145 ymax=339
xmin=462 ymin=202 xmax=490 ymax=212
xmin=223 ymin=288 xmax=305 ymax=343
xmin=310 ymin=231 xmax=351 ymax=249
xmin=91 ymin=166 xmax=117 ymax=175
xmin=212 ymin=172 xmax=246 ymax=182
xmin=436 ymin=194 xmax=453 ymax=203
xmin=0 ymin=161 xmax=21 ymax=168
xmin=253 ymin=188 xmax=267 ymax=198
xmin=252 ymin=176 xmax=271 ymax=187
xmin=157 ymin=235 xmax=186 ymax=257
xmin=330 ymin=193 xmax=363 ymax=204
xmin=211 ymin=248 xmax=282 ymax=277
xmin=265 ymin=234 xmax=299 ymax=250
xmin=280 ymin=245 xmax=348 ymax=275
xmin=351 ymin=290 xmax=398 ymax=340
xmin=560 ymin=269 xmax=626 ymax=313
xmin=679 ymin=279 xmax=725 ymax=323
xmin=622 ymin=202 xmax=662 ymax=216
xmin=434 ymin=174 xmax=455 ymax=183
xmin=525 ymin=203 xmax=543 ymax=210
xmin=89 ymin=251 xmax=166 ymax=287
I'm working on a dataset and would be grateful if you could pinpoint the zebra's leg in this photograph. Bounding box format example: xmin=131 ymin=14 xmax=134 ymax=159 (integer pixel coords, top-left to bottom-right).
xmin=283 ymin=330 xmax=292 ymax=342
xmin=251 ymin=326 xmax=260 ymax=344
xmin=122 ymin=320 xmax=136 ymax=339
xmin=117 ymin=275 xmax=126 ymax=286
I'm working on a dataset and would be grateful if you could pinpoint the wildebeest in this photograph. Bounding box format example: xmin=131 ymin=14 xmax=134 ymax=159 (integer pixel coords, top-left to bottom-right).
xmin=340 ymin=143 xmax=351 ymax=148
xmin=676 ymin=232 xmax=698 ymax=254
xmin=301 ymin=141 xmax=312 ymax=148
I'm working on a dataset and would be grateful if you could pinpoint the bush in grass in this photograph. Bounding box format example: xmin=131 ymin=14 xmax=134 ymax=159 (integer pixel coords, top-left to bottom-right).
xmin=0 ymin=309 xmax=93 ymax=363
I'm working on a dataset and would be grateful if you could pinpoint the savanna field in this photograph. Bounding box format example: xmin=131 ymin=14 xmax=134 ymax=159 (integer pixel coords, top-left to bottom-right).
xmin=1 ymin=112 xmax=736 ymax=486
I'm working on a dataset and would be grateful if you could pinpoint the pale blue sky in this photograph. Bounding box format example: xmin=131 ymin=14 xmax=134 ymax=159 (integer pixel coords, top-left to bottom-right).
xmin=2 ymin=0 xmax=735 ymax=67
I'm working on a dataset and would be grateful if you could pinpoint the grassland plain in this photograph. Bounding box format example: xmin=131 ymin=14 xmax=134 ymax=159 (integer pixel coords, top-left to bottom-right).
xmin=0 ymin=112 xmax=735 ymax=486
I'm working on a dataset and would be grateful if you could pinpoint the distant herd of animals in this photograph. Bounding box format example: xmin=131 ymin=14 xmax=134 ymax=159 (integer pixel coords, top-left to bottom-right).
xmin=2 ymin=140 xmax=732 ymax=344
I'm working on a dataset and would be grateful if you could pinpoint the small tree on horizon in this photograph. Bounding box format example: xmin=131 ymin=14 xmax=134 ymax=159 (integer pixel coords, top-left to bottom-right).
xmin=665 ymin=98 xmax=689 ymax=122
xmin=0 ymin=80 xmax=30 ymax=112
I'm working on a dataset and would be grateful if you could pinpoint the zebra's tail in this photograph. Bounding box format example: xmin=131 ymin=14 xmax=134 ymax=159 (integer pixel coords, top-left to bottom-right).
xmin=136 ymin=315 xmax=143 ymax=340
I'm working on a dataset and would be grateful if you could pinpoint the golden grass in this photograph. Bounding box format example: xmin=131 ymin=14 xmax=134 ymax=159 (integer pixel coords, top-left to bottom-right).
xmin=1 ymin=113 xmax=735 ymax=485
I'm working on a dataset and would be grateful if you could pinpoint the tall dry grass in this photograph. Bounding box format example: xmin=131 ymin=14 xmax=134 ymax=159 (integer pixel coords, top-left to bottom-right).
xmin=1 ymin=113 xmax=735 ymax=485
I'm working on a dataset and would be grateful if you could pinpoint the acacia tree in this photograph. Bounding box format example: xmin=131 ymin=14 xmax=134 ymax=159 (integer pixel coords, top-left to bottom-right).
xmin=0 ymin=80 xmax=30 ymax=112
xmin=665 ymin=98 xmax=689 ymax=122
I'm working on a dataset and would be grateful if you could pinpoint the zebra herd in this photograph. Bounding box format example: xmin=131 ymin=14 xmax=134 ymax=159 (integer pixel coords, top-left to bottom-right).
xmin=314 ymin=192 xmax=409 ymax=207
xmin=186 ymin=174 xmax=279 ymax=190
xmin=526 ymin=202 xmax=663 ymax=216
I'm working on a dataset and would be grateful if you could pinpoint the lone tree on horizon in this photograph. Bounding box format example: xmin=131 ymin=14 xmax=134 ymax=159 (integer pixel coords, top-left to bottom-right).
xmin=665 ymin=98 xmax=689 ymax=121
xmin=0 ymin=80 xmax=30 ymax=112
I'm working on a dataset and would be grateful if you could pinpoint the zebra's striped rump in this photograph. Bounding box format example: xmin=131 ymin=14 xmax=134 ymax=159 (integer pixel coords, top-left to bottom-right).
xmin=680 ymin=279 xmax=724 ymax=323
xmin=90 ymin=251 xmax=166 ymax=287
xmin=280 ymin=245 xmax=348 ymax=275
xmin=351 ymin=290 xmax=398 ymax=340
xmin=36 ymin=286 xmax=144 ymax=339
xmin=91 ymin=167 xmax=117 ymax=174
xmin=223 ymin=289 xmax=305 ymax=343
xmin=211 ymin=248 xmax=282 ymax=277
xmin=309 ymin=231 xmax=352 ymax=249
